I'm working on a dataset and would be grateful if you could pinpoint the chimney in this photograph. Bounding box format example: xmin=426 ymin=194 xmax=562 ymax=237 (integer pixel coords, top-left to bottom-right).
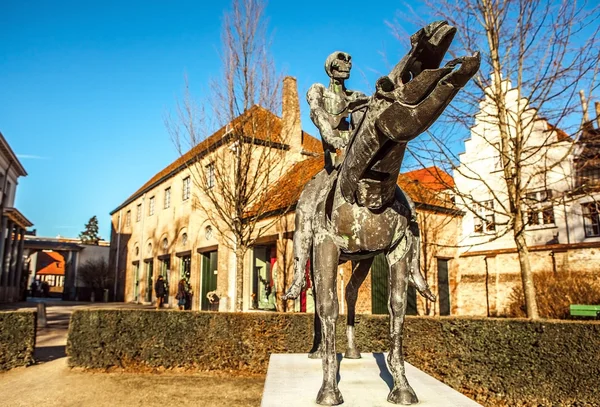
xmin=595 ymin=101 xmax=600 ymax=129
xmin=282 ymin=76 xmax=302 ymax=153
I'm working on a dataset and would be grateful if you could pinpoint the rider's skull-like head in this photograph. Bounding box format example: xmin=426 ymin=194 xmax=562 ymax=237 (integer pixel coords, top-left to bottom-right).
xmin=325 ymin=51 xmax=352 ymax=80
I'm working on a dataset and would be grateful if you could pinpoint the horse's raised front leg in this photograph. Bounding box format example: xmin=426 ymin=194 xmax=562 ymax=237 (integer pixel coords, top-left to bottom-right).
xmin=386 ymin=241 xmax=418 ymax=405
xmin=345 ymin=259 xmax=372 ymax=359
xmin=313 ymin=234 xmax=342 ymax=406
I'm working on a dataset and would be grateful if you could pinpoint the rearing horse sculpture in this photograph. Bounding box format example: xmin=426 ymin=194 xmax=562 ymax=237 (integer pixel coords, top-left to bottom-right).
xmin=289 ymin=21 xmax=479 ymax=405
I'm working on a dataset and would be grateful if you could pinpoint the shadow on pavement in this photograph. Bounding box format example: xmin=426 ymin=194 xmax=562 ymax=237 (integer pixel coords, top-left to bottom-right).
xmin=35 ymin=345 xmax=66 ymax=363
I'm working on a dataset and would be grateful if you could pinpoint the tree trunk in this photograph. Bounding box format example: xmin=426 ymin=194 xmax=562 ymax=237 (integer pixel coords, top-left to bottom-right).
xmin=513 ymin=219 xmax=540 ymax=319
xmin=235 ymin=244 xmax=245 ymax=312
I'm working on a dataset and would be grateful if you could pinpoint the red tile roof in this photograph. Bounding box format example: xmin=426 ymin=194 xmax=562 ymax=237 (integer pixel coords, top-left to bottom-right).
xmin=403 ymin=166 xmax=455 ymax=191
xmin=36 ymin=251 xmax=65 ymax=276
xmin=255 ymin=161 xmax=457 ymax=216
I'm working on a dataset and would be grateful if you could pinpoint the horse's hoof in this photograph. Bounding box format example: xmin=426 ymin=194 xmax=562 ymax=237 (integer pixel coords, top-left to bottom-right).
xmin=344 ymin=347 xmax=361 ymax=359
xmin=387 ymin=386 xmax=418 ymax=405
xmin=316 ymin=386 xmax=344 ymax=405
xmin=308 ymin=348 xmax=324 ymax=359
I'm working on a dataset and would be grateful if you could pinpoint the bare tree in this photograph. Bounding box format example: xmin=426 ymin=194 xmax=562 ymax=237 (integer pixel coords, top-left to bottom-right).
xmin=166 ymin=0 xmax=288 ymax=311
xmin=78 ymin=258 xmax=113 ymax=290
xmin=395 ymin=0 xmax=600 ymax=319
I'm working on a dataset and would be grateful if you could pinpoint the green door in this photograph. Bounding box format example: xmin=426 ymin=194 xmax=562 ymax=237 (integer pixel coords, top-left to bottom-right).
xmin=201 ymin=251 xmax=218 ymax=311
xmin=145 ymin=260 xmax=153 ymax=303
xmin=437 ymin=259 xmax=450 ymax=316
xmin=371 ymin=254 xmax=388 ymax=314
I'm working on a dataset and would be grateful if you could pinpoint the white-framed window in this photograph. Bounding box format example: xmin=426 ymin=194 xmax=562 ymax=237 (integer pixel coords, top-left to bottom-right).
xmin=149 ymin=196 xmax=155 ymax=216
xmin=206 ymin=163 xmax=215 ymax=189
xmin=125 ymin=210 xmax=131 ymax=227
xmin=136 ymin=204 xmax=142 ymax=222
xmin=183 ymin=176 xmax=191 ymax=200
xmin=525 ymin=190 xmax=554 ymax=226
xmin=582 ymin=201 xmax=600 ymax=237
xmin=474 ymin=200 xmax=495 ymax=233
xmin=164 ymin=187 xmax=171 ymax=209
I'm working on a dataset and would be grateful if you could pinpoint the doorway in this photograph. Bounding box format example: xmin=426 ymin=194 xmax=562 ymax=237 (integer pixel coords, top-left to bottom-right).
xmin=371 ymin=253 xmax=418 ymax=315
xmin=145 ymin=260 xmax=153 ymax=303
xmin=371 ymin=254 xmax=388 ymax=314
xmin=200 ymin=251 xmax=218 ymax=311
xmin=159 ymin=256 xmax=171 ymax=305
xmin=437 ymin=258 xmax=450 ymax=316
xmin=252 ymin=245 xmax=276 ymax=311
xmin=179 ymin=255 xmax=192 ymax=310
xmin=133 ymin=262 xmax=140 ymax=302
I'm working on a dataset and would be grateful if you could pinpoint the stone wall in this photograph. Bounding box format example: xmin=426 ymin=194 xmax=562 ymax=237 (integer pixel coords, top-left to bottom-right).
xmin=456 ymin=244 xmax=600 ymax=316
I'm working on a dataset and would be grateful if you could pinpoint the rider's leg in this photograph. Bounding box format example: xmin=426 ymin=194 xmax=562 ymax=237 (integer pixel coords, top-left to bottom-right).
xmin=283 ymin=174 xmax=322 ymax=300
xmin=395 ymin=187 xmax=435 ymax=302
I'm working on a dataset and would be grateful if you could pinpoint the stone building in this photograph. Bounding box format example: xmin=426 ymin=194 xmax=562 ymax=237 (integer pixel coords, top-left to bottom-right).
xmin=452 ymin=81 xmax=600 ymax=316
xmin=109 ymin=77 xmax=464 ymax=315
xmin=0 ymin=131 xmax=33 ymax=303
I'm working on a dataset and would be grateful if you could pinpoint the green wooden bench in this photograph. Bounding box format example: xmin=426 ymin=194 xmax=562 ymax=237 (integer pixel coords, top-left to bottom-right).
xmin=570 ymin=304 xmax=600 ymax=318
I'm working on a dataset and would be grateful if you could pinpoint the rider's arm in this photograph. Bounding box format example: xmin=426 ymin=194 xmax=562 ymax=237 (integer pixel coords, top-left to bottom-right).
xmin=306 ymin=84 xmax=345 ymax=149
xmin=347 ymin=90 xmax=370 ymax=111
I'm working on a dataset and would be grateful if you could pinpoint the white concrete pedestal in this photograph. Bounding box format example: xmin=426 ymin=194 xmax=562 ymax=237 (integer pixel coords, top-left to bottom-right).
xmin=261 ymin=353 xmax=481 ymax=406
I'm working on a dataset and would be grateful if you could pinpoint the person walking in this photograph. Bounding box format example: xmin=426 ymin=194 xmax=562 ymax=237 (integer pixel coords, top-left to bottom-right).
xmin=154 ymin=275 xmax=167 ymax=310
xmin=176 ymin=278 xmax=187 ymax=310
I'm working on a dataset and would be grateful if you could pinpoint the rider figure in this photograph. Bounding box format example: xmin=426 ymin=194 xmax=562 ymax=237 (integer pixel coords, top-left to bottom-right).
xmin=308 ymin=51 xmax=369 ymax=172
xmin=284 ymin=51 xmax=434 ymax=303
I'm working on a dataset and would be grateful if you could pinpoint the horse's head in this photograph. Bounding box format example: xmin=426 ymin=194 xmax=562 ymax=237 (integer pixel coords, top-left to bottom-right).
xmin=377 ymin=21 xmax=480 ymax=107
xmin=339 ymin=22 xmax=479 ymax=210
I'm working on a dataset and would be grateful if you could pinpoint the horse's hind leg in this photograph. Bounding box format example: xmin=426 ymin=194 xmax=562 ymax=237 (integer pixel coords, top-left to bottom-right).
xmin=345 ymin=259 xmax=373 ymax=359
xmin=313 ymin=235 xmax=343 ymax=406
xmin=386 ymin=242 xmax=418 ymax=405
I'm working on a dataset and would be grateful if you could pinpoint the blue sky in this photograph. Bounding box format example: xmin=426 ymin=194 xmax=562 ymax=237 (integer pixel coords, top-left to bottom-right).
xmin=2 ymin=0 xmax=433 ymax=239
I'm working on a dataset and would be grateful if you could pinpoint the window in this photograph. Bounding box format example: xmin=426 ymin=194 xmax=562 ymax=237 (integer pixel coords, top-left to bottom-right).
xmin=164 ymin=187 xmax=171 ymax=209
xmin=125 ymin=210 xmax=131 ymax=227
xmin=162 ymin=238 xmax=168 ymax=250
xmin=136 ymin=204 xmax=142 ymax=222
xmin=183 ymin=177 xmax=191 ymax=200
xmin=582 ymin=202 xmax=600 ymax=237
xmin=206 ymin=163 xmax=215 ymax=189
xmin=149 ymin=196 xmax=155 ymax=216
xmin=181 ymin=233 xmax=188 ymax=246
xmin=474 ymin=200 xmax=495 ymax=233
xmin=577 ymin=167 xmax=600 ymax=189
xmin=525 ymin=190 xmax=554 ymax=226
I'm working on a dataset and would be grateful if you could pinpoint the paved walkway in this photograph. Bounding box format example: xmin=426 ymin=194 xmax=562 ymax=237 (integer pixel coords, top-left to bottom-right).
xmin=0 ymin=299 xmax=265 ymax=406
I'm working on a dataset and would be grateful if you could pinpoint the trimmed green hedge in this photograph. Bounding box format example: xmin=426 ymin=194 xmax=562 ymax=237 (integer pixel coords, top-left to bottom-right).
xmin=67 ymin=310 xmax=600 ymax=406
xmin=0 ymin=311 xmax=36 ymax=371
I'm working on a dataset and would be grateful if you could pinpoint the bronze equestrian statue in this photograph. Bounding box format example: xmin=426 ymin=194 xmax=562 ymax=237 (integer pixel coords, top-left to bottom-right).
xmin=284 ymin=21 xmax=479 ymax=405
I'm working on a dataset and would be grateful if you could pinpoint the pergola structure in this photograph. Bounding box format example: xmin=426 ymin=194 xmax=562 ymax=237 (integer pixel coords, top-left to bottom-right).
xmin=0 ymin=207 xmax=33 ymax=302
xmin=24 ymin=237 xmax=85 ymax=300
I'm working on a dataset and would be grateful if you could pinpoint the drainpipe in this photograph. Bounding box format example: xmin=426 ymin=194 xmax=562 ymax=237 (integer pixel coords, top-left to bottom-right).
xmin=562 ymin=196 xmax=570 ymax=244
xmin=114 ymin=210 xmax=122 ymax=301
xmin=139 ymin=194 xmax=146 ymax=303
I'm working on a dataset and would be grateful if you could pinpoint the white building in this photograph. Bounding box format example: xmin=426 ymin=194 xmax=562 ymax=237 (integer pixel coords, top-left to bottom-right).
xmin=452 ymin=81 xmax=600 ymax=316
